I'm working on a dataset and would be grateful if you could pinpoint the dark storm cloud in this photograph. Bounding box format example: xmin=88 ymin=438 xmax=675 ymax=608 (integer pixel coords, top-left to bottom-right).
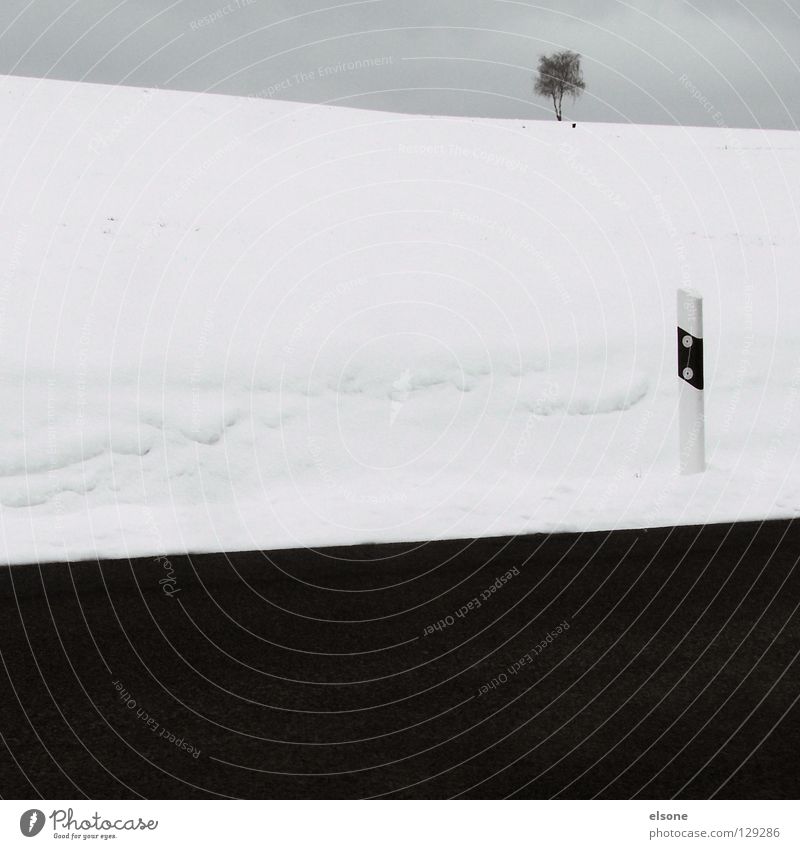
xmin=0 ymin=0 xmax=797 ymax=128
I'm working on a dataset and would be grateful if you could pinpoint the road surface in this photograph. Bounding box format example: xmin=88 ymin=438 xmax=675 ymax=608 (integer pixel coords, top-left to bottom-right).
xmin=1 ymin=520 xmax=799 ymax=799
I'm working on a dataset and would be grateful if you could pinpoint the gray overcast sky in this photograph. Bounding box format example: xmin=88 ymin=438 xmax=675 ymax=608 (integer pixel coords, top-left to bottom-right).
xmin=0 ymin=0 xmax=798 ymax=128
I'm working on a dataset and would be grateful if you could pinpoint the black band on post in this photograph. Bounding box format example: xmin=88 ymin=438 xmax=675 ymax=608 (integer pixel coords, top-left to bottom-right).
xmin=677 ymin=327 xmax=704 ymax=390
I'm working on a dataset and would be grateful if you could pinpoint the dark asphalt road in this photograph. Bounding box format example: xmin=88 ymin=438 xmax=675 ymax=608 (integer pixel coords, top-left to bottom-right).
xmin=1 ymin=520 xmax=799 ymax=799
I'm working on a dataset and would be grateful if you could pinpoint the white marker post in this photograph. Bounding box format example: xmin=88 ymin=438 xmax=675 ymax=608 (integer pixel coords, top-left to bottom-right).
xmin=677 ymin=288 xmax=706 ymax=474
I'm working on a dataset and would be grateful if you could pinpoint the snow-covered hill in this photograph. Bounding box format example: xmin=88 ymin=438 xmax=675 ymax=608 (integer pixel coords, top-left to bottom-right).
xmin=1 ymin=74 xmax=798 ymax=564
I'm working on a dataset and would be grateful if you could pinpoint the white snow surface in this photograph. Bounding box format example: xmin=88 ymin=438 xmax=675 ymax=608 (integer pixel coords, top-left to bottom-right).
xmin=1 ymin=74 xmax=799 ymax=564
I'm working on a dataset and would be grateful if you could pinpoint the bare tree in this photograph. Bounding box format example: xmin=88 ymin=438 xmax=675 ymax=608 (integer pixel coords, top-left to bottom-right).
xmin=534 ymin=51 xmax=586 ymax=121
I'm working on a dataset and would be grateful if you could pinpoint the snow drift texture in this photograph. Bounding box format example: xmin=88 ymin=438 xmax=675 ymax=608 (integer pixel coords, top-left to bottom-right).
xmin=1 ymin=74 xmax=798 ymax=564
